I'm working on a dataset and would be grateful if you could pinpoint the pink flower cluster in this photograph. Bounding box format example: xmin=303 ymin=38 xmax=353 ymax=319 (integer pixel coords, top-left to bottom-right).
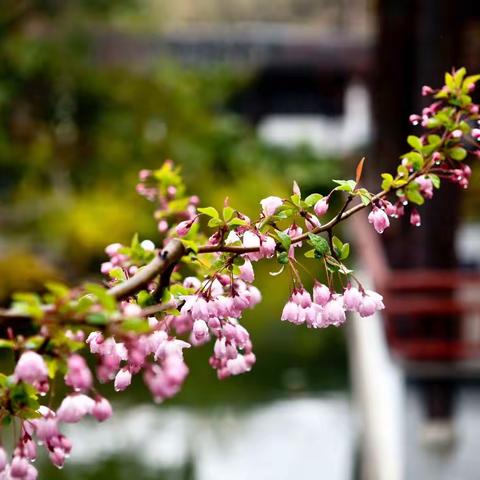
xmin=86 ymin=325 xmax=190 ymax=404
xmin=281 ymin=282 xmax=384 ymax=328
xmin=173 ymin=269 xmax=261 ymax=379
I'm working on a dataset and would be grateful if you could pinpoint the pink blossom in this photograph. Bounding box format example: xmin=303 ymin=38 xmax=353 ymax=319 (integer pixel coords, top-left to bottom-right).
xmin=158 ymin=220 xmax=169 ymax=233
xmin=64 ymin=354 xmax=93 ymax=392
xmin=176 ymin=219 xmax=194 ymax=237
xmin=472 ymin=128 xmax=480 ymax=140
xmin=291 ymin=288 xmax=312 ymax=308
xmin=57 ymin=394 xmax=94 ymax=423
xmin=242 ymin=231 xmax=261 ymax=250
xmin=101 ymin=261 xmax=113 ymax=275
xmin=422 ymin=85 xmax=433 ymax=96
xmin=190 ymin=297 xmax=209 ymax=320
xmin=343 ymin=286 xmax=363 ymax=311
xmin=281 ymin=301 xmax=299 ymax=323
xmin=192 ymin=319 xmax=209 ymax=342
xmin=226 ymin=355 xmax=251 ymax=375
xmin=259 ymin=235 xmax=276 ymax=258
xmin=410 ymin=209 xmax=421 ymax=227
xmin=105 ymin=243 xmax=122 ymax=257
xmin=239 ymin=259 xmax=255 ymax=283
xmin=358 ymin=296 xmax=377 ymax=317
xmin=86 ymin=331 xmax=104 ymax=354
xmin=452 ymin=129 xmax=463 ymax=138
xmin=260 ymin=196 xmax=283 ymax=216
xmin=10 ymin=456 xmax=29 ymax=478
xmin=409 ymin=114 xmax=421 ymax=125
xmin=357 ymin=290 xmax=385 ymax=317
xmin=114 ymin=369 xmax=132 ymax=392
xmin=415 ymin=175 xmax=433 ymax=199
xmin=92 ymin=397 xmax=113 ymax=422
xmin=292 ymin=180 xmax=301 ymax=196
xmin=49 ymin=448 xmax=65 ymax=469
xmin=22 ymin=439 xmax=36 ymax=462
xmin=313 ymin=282 xmax=330 ymax=306
xmin=14 ymin=351 xmax=48 ymax=385
xmin=368 ymin=207 xmax=390 ymax=234
xmin=123 ymin=303 xmax=142 ymax=317
xmin=323 ymin=299 xmax=346 ymax=326
xmin=314 ymin=198 xmax=329 ymax=217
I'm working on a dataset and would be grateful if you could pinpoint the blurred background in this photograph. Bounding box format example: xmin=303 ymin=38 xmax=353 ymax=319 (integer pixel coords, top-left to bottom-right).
xmin=1 ymin=0 xmax=480 ymax=479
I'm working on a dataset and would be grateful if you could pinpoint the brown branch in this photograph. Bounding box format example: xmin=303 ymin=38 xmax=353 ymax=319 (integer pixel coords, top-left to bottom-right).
xmin=107 ymin=239 xmax=185 ymax=300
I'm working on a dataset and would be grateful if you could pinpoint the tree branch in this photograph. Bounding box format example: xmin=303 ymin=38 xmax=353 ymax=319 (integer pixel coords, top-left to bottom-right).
xmin=107 ymin=239 xmax=185 ymax=300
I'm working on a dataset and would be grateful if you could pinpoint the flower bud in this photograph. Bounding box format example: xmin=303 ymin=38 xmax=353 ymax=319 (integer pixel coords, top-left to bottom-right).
xmin=314 ymin=198 xmax=329 ymax=217
xmin=114 ymin=369 xmax=132 ymax=392
xmin=368 ymin=207 xmax=390 ymax=234
xmin=410 ymin=209 xmax=421 ymax=227
xmin=313 ymin=282 xmax=330 ymax=306
xmin=260 ymin=196 xmax=283 ymax=216
xmin=175 ymin=220 xmax=194 ymax=237
xmin=92 ymin=397 xmax=113 ymax=422
xmin=14 ymin=351 xmax=48 ymax=385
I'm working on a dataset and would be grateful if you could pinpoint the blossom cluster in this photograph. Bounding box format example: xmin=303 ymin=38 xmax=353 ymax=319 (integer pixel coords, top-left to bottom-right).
xmin=281 ymin=283 xmax=385 ymax=328
xmin=0 ymin=68 xmax=479 ymax=478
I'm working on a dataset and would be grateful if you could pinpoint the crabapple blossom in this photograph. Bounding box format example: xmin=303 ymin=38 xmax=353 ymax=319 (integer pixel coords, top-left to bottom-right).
xmin=114 ymin=369 xmax=132 ymax=392
xmin=260 ymin=196 xmax=283 ymax=216
xmin=410 ymin=209 xmax=421 ymax=227
xmin=314 ymin=197 xmax=329 ymax=217
xmin=14 ymin=352 xmax=48 ymax=385
xmin=64 ymin=355 xmax=93 ymax=392
xmin=91 ymin=397 xmax=113 ymax=422
xmin=368 ymin=207 xmax=390 ymax=234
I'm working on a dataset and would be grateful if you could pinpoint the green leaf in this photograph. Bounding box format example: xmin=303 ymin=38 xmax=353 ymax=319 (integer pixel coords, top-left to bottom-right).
xmin=333 ymin=179 xmax=357 ymax=192
xmin=463 ymin=74 xmax=480 ymax=91
xmin=453 ymin=67 xmax=466 ymax=88
xmin=381 ymin=173 xmax=394 ymax=190
xmin=276 ymin=231 xmax=292 ymax=252
xmin=198 ymin=207 xmax=219 ymax=218
xmin=407 ymin=135 xmax=423 ymax=151
xmin=445 ymin=72 xmax=455 ymax=90
xmin=46 ymin=358 xmax=59 ymax=379
xmin=137 ymin=290 xmax=154 ymax=307
xmin=405 ymin=185 xmax=425 ymax=205
xmin=340 ymin=243 xmax=350 ymax=260
xmin=307 ymin=233 xmax=330 ymax=257
xmin=109 ymin=267 xmax=126 ymax=282
xmin=207 ymin=217 xmax=224 ymax=228
xmin=45 ymin=282 xmax=70 ymax=300
xmin=223 ymin=207 xmax=234 ymax=222
xmin=428 ymin=174 xmax=441 ymax=189
xmin=449 ymin=147 xmax=467 ymax=161
xmin=402 ymin=151 xmax=424 ymax=170
xmin=332 ymin=236 xmax=344 ymax=255
xmin=290 ymin=194 xmax=301 ymax=208
xmin=304 ymin=193 xmax=323 ymax=207
xmin=228 ymin=217 xmax=247 ymax=227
